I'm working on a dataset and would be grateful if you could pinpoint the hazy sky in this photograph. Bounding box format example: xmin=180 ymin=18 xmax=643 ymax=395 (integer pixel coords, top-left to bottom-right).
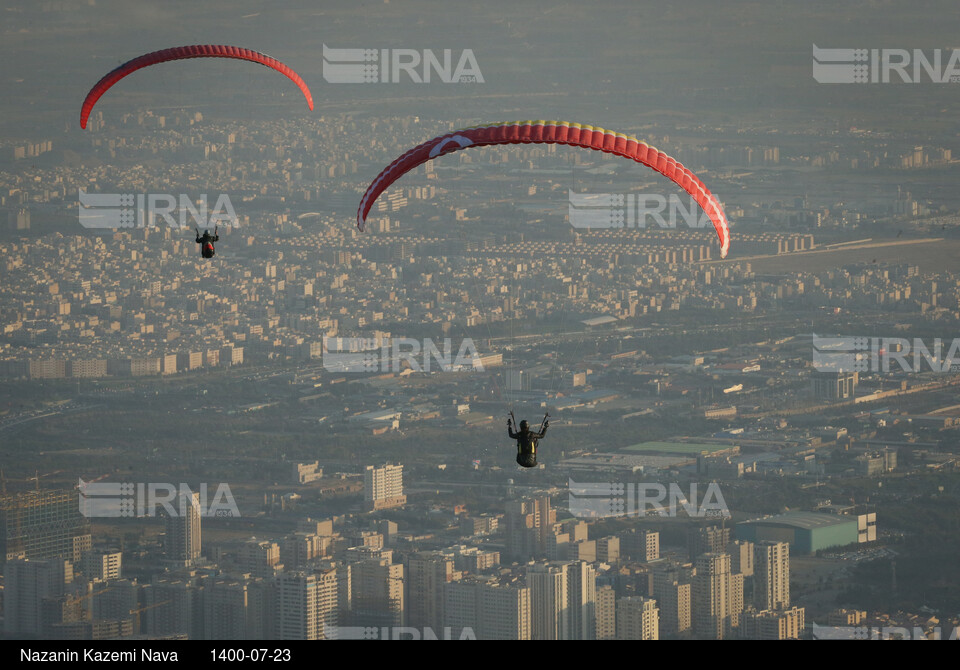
xmin=3 ymin=0 xmax=960 ymax=137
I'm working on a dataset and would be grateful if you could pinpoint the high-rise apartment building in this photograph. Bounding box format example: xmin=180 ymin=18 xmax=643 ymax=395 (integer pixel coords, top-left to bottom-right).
xmin=740 ymin=606 xmax=805 ymax=640
xmin=3 ymin=557 xmax=75 ymax=636
xmin=622 ymin=528 xmax=660 ymax=562
xmin=528 ymin=561 xmax=597 ymax=640
xmin=567 ymin=561 xmax=597 ymax=640
xmin=528 ymin=562 xmax=568 ymax=641
xmin=406 ymin=551 xmax=457 ymax=630
xmin=616 ymin=596 xmax=659 ymax=640
xmin=163 ymin=492 xmax=201 ymax=566
xmin=275 ymin=569 xmax=339 ymax=640
xmin=237 ymin=539 xmax=282 ymax=578
xmin=504 ymin=495 xmax=554 ymax=561
xmin=444 ymin=577 xmax=531 ymax=640
xmin=81 ymin=550 xmax=122 ymax=581
xmin=363 ymin=464 xmax=406 ymax=512
xmin=688 ymin=525 xmax=730 ymax=560
xmin=693 ymin=553 xmax=743 ymax=640
xmin=652 ymin=564 xmax=692 ymax=636
xmin=349 ymin=556 xmax=404 ymax=627
xmin=595 ymin=585 xmax=616 ymax=640
xmin=754 ymin=541 xmax=790 ymax=610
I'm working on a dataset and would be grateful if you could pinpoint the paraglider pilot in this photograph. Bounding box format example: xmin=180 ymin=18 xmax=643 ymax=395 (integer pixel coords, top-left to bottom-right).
xmin=195 ymin=225 xmax=218 ymax=259
xmin=508 ymin=412 xmax=549 ymax=468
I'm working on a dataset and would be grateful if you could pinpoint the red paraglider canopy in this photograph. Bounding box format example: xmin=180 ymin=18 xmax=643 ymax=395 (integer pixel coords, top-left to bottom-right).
xmin=80 ymin=45 xmax=314 ymax=129
xmin=358 ymin=120 xmax=731 ymax=258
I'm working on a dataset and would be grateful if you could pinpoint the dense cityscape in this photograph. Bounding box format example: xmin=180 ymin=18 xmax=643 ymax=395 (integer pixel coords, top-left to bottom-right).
xmin=2 ymin=0 xmax=960 ymax=646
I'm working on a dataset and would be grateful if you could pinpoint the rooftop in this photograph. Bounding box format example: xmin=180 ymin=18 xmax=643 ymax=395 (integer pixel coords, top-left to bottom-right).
xmin=738 ymin=511 xmax=859 ymax=530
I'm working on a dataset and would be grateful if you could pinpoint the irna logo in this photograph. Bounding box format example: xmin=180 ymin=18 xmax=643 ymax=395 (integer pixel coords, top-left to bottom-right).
xmin=328 ymin=626 xmax=476 ymax=640
xmin=813 ymin=45 xmax=960 ymax=83
xmin=78 ymin=479 xmax=239 ymax=518
xmin=812 ymin=334 xmax=960 ymax=373
xmin=322 ymin=45 xmax=483 ymax=83
xmin=568 ymin=191 xmax=718 ymax=230
xmin=78 ymin=190 xmax=237 ymax=229
xmin=568 ymin=480 xmax=729 ymax=519
xmin=322 ymin=337 xmax=486 ymax=373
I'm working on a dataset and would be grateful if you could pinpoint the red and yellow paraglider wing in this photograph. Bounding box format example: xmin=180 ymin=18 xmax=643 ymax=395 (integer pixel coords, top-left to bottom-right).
xmin=357 ymin=120 xmax=731 ymax=259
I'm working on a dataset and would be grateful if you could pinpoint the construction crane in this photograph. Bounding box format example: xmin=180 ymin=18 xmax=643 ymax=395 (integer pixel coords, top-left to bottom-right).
xmin=72 ymin=584 xmax=115 ymax=621
xmin=26 ymin=470 xmax=63 ymax=491
xmin=1 ymin=469 xmax=63 ymax=493
xmin=129 ymin=599 xmax=172 ymax=634
xmin=75 ymin=473 xmax=109 ymax=488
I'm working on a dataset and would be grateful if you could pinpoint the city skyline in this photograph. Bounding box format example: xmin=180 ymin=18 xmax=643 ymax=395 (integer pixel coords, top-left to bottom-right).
xmin=2 ymin=0 xmax=960 ymax=646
